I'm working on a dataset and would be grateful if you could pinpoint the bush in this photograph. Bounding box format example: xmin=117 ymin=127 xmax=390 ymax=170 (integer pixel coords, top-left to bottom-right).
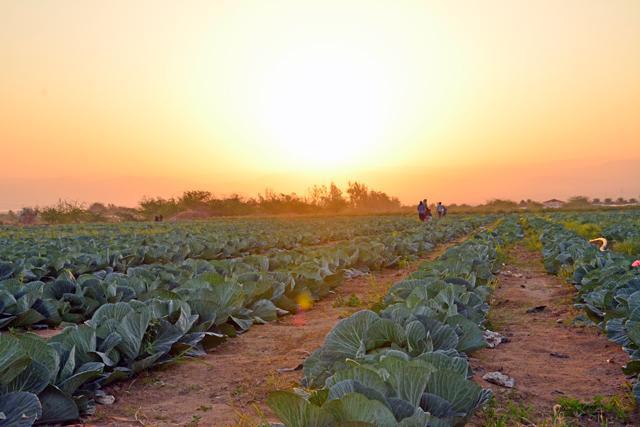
xmin=40 ymin=200 xmax=106 ymax=224
xmin=563 ymin=221 xmax=603 ymax=239
xmin=19 ymin=207 xmax=38 ymax=225
xmin=616 ymin=239 xmax=640 ymax=257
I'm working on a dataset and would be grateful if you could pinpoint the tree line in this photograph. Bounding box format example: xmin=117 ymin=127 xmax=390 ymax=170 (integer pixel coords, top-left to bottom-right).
xmin=139 ymin=181 xmax=401 ymax=218
xmin=2 ymin=189 xmax=638 ymax=225
xmin=3 ymin=181 xmax=402 ymax=224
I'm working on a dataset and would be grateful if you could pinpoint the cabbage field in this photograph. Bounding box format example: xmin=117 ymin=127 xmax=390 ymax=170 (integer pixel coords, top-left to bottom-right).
xmin=0 ymin=215 xmax=491 ymax=426
xmin=267 ymin=218 xmax=523 ymax=426
xmin=2 ymin=210 xmax=639 ymax=426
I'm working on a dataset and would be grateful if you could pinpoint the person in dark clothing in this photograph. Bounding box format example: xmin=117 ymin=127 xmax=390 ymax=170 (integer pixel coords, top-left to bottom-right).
xmin=417 ymin=200 xmax=426 ymax=221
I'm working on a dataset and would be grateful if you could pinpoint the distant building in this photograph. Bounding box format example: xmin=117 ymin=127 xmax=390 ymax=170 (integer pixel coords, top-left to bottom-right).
xmin=543 ymin=199 xmax=565 ymax=209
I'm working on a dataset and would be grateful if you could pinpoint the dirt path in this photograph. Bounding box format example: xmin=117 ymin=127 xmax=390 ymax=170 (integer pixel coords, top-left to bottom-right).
xmin=470 ymin=244 xmax=637 ymax=425
xmin=92 ymin=237 xmax=469 ymax=427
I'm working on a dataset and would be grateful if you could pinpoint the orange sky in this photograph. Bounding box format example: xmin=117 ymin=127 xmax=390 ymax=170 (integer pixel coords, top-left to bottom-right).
xmin=1 ymin=0 xmax=639 ymax=210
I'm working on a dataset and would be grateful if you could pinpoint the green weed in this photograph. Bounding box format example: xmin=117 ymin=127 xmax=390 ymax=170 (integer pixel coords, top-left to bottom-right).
xmin=480 ymin=398 xmax=535 ymax=427
xmin=558 ymin=265 xmax=575 ymax=282
xmin=186 ymin=414 xmax=202 ymax=427
xmin=231 ymin=403 xmax=270 ymax=427
xmin=556 ymin=394 xmax=634 ymax=422
xmin=523 ymin=234 xmax=543 ymax=252
xmin=615 ymin=239 xmax=640 ymax=257
xmin=333 ymin=293 xmax=363 ymax=308
xmin=519 ymin=215 xmax=543 ymax=252
xmin=495 ymin=244 xmax=508 ymax=266
xmin=367 ymin=274 xmax=378 ymax=287
xmin=563 ymin=221 xmax=603 ymax=240
xmin=264 ymin=371 xmax=296 ymax=392
xmin=231 ymin=384 xmax=248 ymax=397
xmin=370 ymin=295 xmax=386 ymax=313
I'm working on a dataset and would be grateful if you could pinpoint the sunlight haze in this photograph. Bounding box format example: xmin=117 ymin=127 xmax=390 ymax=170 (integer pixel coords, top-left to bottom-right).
xmin=1 ymin=0 xmax=639 ymax=210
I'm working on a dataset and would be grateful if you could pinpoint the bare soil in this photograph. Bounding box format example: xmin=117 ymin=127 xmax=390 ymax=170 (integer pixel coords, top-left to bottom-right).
xmin=32 ymin=327 xmax=63 ymax=339
xmin=91 ymin=238 xmax=467 ymax=427
xmin=470 ymin=245 xmax=638 ymax=426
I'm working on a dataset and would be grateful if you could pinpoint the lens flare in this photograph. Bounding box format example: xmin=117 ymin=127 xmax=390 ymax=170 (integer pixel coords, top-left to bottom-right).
xmin=296 ymin=291 xmax=313 ymax=311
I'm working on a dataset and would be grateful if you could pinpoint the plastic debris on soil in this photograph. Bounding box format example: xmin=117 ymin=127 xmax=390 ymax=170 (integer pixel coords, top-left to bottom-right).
xmin=276 ymin=363 xmax=303 ymax=373
xmin=343 ymin=268 xmax=369 ymax=279
xmin=95 ymin=390 xmax=116 ymax=405
xmin=483 ymin=330 xmax=508 ymax=348
xmin=482 ymin=371 xmax=515 ymax=388
xmin=500 ymin=270 xmax=523 ymax=278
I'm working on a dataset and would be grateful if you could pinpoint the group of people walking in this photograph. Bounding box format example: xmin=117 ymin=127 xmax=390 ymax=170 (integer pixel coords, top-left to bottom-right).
xmin=417 ymin=199 xmax=447 ymax=222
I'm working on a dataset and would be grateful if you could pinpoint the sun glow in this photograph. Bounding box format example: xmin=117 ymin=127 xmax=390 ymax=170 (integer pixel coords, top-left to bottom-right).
xmin=1 ymin=1 xmax=639 ymax=208
xmin=255 ymin=48 xmax=394 ymax=169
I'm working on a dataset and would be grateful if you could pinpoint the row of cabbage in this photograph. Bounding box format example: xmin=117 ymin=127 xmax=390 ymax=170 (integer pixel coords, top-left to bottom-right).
xmin=267 ymin=217 xmax=523 ymax=427
xmin=0 ymin=217 xmax=487 ymax=331
xmin=548 ymin=210 xmax=640 ymax=255
xmin=529 ymin=216 xmax=640 ymax=399
xmin=0 ymin=218 xmax=489 ymax=426
xmin=0 ymin=215 xmax=423 ymax=282
xmin=0 ymin=299 xmax=216 ymax=426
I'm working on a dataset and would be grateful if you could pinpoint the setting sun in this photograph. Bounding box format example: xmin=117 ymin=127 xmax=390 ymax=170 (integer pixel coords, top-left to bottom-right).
xmin=255 ymin=47 xmax=393 ymax=169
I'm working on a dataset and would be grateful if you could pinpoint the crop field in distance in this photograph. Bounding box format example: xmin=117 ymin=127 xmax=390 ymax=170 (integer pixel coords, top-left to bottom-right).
xmin=0 ymin=209 xmax=639 ymax=426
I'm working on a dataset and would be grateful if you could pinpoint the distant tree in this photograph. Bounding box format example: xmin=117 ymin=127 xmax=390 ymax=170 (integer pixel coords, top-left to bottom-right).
xmin=630 ymin=198 xmax=638 ymax=204
xmin=308 ymin=185 xmax=328 ymax=207
xmin=481 ymin=199 xmax=519 ymax=213
xmin=88 ymin=202 xmax=107 ymax=214
xmin=179 ymin=190 xmax=212 ymax=209
xmin=592 ymin=198 xmax=601 ymax=204
xmin=616 ymin=197 xmax=627 ymax=205
xmin=40 ymin=200 xmax=105 ymax=224
xmin=324 ymin=183 xmax=348 ymax=212
xmin=135 ymin=181 xmax=403 ymax=218
xmin=19 ymin=207 xmax=38 ymax=225
xmin=258 ymin=189 xmax=313 ymax=214
xmin=346 ymin=181 xmax=400 ymax=212
xmin=367 ymin=190 xmax=401 ymax=211
xmin=525 ymin=200 xmax=543 ymax=210
xmin=139 ymin=196 xmax=180 ymax=218
xmin=346 ymin=181 xmax=369 ymax=209
xmin=565 ymin=196 xmax=591 ymax=208
xmin=208 ymin=194 xmax=249 ymax=216
xmin=604 ymin=197 xmax=613 ymax=204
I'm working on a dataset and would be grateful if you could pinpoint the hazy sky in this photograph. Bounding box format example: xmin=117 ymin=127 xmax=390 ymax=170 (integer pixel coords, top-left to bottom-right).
xmin=1 ymin=0 xmax=639 ymax=210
